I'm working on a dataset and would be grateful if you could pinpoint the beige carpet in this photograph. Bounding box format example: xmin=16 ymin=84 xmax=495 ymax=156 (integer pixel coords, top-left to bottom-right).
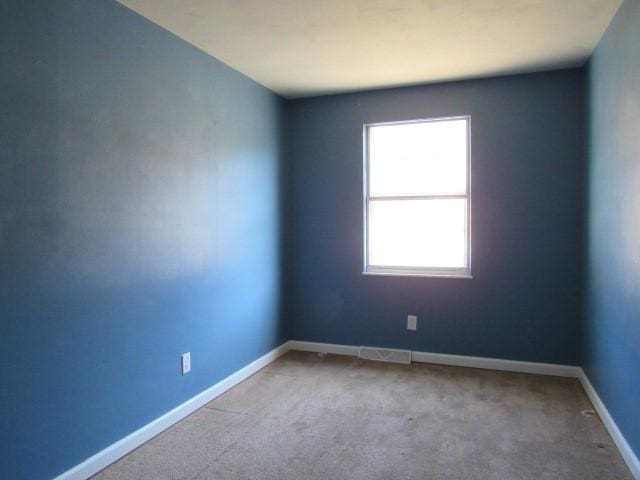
xmin=91 ymin=351 xmax=632 ymax=480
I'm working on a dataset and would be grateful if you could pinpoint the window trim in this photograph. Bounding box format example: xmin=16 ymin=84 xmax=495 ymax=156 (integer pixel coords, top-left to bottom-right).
xmin=362 ymin=115 xmax=472 ymax=279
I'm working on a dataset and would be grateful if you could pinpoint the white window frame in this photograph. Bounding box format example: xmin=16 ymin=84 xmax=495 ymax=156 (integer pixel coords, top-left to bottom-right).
xmin=362 ymin=116 xmax=472 ymax=278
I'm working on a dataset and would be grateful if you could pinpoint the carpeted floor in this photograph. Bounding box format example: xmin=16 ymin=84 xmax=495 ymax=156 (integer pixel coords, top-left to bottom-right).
xmin=91 ymin=351 xmax=632 ymax=480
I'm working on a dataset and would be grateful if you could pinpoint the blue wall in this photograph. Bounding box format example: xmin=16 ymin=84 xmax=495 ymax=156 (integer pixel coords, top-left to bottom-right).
xmin=584 ymin=0 xmax=640 ymax=462
xmin=286 ymin=70 xmax=585 ymax=365
xmin=0 ymin=1 xmax=285 ymax=479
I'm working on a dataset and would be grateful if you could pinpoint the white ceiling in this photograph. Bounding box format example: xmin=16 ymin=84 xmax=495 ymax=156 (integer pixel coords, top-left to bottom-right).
xmin=118 ymin=0 xmax=621 ymax=98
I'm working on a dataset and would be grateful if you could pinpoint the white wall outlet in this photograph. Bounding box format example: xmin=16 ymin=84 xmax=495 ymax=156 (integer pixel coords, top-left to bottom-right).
xmin=407 ymin=315 xmax=417 ymax=331
xmin=181 ymin=352 xmax=191 ymax=375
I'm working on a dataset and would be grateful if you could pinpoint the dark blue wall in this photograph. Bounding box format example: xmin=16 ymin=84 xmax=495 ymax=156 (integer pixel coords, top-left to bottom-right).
xmin=286 ymin=70 xmax=585 ymax=365
xmin=584 ymin=0 xmax=640 ymax=462
xmin=0 ymin=1 xmax=285 ymax=479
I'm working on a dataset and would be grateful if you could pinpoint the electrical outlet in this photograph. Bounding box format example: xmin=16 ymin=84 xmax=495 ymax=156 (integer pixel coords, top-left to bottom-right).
xmin=181 ymin=352 xmax=191 ymax=375
xmin=407 ymin=315 xmax=417 ymax=331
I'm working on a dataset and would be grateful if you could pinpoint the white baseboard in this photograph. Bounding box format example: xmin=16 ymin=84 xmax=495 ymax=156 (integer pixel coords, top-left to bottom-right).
xmin=288 ymin=340 xmax=359 ymax=357
xmin=53 ymin=341 xmax=290 ymax=480
xmin=410 ymin=351 xmax=581 ymax=377
xmin=288 ymin=340 xmax=581 ymax=377
xmin=578 ymin=369 xmax=640 ymax=480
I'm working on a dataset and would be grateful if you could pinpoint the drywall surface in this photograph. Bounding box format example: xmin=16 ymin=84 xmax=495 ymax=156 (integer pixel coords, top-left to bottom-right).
xmin=286 ymin=69 xmax=585 ymax=365
xmin=584 ymin=0 xmax=640 ymax=462
xmin=0 ymin=1 xmax=285 ymax=479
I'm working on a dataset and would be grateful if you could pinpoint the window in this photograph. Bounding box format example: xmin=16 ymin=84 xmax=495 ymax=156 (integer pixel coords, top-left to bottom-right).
xmin=363 ymin=116 xmax=471 ymax=278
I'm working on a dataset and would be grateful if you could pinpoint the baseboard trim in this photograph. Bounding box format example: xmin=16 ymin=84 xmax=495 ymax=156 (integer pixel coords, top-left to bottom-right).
xmin=288 ymin=340 xmax=581 ymax=377
xmin=578 ymin=369 xmax=640 ymax=480
xmin=411 ymin=351 xmax=581 ymax=377
xmin=288 ymin=340 xmax=360 ymax=357
xmin=53 ymin=341 xmax=290 ymax=480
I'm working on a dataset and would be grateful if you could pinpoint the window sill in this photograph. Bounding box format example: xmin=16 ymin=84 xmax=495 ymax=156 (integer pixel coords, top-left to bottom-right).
xmin=362 ymin=271 xmax=473 ymax=279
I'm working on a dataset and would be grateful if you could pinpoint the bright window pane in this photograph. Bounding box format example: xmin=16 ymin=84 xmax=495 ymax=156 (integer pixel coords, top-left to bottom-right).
xmin=368 ymin=199 xmax=467 ymax=268
xmin=369 ymin=119 xmax=467 ymax=196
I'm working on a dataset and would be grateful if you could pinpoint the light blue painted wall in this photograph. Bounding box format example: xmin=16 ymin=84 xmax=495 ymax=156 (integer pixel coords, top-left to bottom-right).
xmin=584 ymin=0 xmax=640 ymax=462
xmin=0 ymin=1 xmax=285 ymax=479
